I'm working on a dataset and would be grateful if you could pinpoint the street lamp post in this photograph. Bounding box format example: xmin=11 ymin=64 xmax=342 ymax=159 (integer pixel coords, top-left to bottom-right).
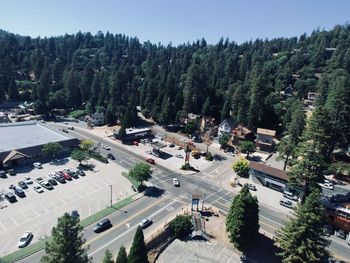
xmin=109 ymin=185 xmax=112 ymax=207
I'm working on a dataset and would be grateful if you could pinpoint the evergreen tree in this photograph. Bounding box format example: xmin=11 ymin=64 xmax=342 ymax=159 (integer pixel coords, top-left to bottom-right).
xmin=102 ymin=249 xmax=114 ymax=263
xmin=276 ymin=191 xmax=330 ymax=263
xmin=226 ymin=184 xmax=259 ymax=251
xmin=128 ymin=226 xmax=148 ymax=263
xmin=115 ymin=246 xmax=127 ymax=263
xmin=201 ymin=97 xmax=211 ymax=116
xmin=40 ymin=213 xmax=90 ymax=263
xmin=7 ymin=78 xmax=19 ymax=100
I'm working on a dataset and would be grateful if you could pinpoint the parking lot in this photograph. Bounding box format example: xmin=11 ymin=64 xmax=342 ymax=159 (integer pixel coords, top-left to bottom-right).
xmin=0 ymin=158 xmax=133 ymax=256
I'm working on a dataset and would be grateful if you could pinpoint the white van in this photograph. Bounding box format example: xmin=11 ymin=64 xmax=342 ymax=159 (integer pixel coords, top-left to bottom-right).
xmin=283 ymin=191 xmax=299 ymax=201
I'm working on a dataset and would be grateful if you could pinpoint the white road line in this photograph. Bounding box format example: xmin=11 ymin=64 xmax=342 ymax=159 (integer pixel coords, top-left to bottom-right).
xmin=88 ymin=199 xmax=178 ymax=257
xmin=153 ymin=178 xmax=173 ymax=185
xmin=0 ymin=240 xmax=13 ymax=255
xmin=202 ymin=168 xmax=218 ymax=179
xmin=34 ymin=227 xmax=42 ymax=240
xmin=21 ymin=212 xmax=31 ymax=221
xmin=260 ymin=215 xmax=284 ymax=227
xmin=204 ymin=188 xmax=223 ymax=202
xmin=10 ymin=217 xmax=19 ymax=226
xmin=0 ymin=221 xmax=7 ymax=232
xmin=209 ymin=192 xmax=232 ymax=205
xmin=31 ymin=208 xmax=40 ymax=217
xmin=41 ymin=203 xmax=51 ymax=213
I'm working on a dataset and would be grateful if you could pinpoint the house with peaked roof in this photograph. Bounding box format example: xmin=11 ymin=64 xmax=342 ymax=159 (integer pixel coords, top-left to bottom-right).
xmin=256 ymin=128 xmax=276 ymax=152
xmin=218 ymin=118 xmax=235 ymax=137
xmin=231 ymin=125 xmax=254 ymax=143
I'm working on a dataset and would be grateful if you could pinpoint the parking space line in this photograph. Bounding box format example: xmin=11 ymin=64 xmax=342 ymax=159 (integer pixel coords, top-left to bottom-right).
xmin=0 ymin=221 xmax=6 ymax=232
xmin=0 ymin=240 xmax=13 ymax=255
xmin=41 ymin=203 xmax=51 ymax=213
xmin=31 ymin=208 xmax=40 ymax=217
xmin=10 ymin=217 xmax=19 ymax=226
xmin=21 ymin=211 xmax=31 ymax=221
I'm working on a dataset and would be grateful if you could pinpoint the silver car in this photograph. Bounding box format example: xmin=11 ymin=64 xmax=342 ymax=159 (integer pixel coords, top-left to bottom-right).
xmin=17 ymin=232 xmax=33 ymax=248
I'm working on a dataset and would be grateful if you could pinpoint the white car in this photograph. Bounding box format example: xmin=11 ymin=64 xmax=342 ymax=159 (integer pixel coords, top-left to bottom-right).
xmin=24 ymin=176 xmax=33 ymax=184
xmin=35 ymin=177 xmax=44 ymax=185
xmin=17 ymin=232 xmax=33 ymax=248
xmin=102 ymin=144 xmax=110 ymax=150
xmin=33 ymin=162 xmax=42 ymax=169
xmin=139 ymin=218 xmax=152 ymax=228
xmin=49 ymin=173 xmax=57 ymax=179
xmin=173 ymin=178 xmax=180 ymax=187
xmin=175 ymin=154 xmax=183 ymax=159
xmin=227 ymin=151 xmax=234 ymax=156
xmin=319 ymin=183 xmax=334 ymax=190
xmin=33 ymin=186 xmax=44 ymax=193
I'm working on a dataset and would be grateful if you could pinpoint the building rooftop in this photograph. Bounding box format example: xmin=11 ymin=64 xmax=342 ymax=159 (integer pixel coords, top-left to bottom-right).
xmin=125 ymin=127 xmax=151 ymax=135
xmin=249 ymin=161 xmax=289 ymax=181
xmin=257 ymin=128 xmax=276 ymax=137
xmin=0 ymin=121 xmax=71 ymax=152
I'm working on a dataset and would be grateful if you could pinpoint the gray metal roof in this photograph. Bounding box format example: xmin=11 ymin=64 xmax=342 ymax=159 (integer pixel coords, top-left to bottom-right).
xmin=0 ymin=121 xmax=71 ymax=153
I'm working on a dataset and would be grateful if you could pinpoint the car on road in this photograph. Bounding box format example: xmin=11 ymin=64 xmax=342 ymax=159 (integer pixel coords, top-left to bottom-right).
xmin=145 ymin=150 xmax=152 ymax=154
xmin=169 ymin=143 xmax=175 ymax=148
xmin=33 ymin=162 xmax=43 ymax=169
xmin=94 ymin=218 xmax=112 ymax=233
xmin=7 ymin=169 xmax=16 ymax=176
xmin=67 ymin=126 xmax=74 ymax=130
xmin=25 ymin=176 xmax=33 ymax=184
xmin=139 ymin=218 xmax=152 ymax=228
xmin=173 ymin=178 xmax=180 ymax=187
xmin=48 ymin=178 xmax=58 ymax=186
xmin=33 ymin=185 xmax=44 ymax=193
xmin=175 ymin=154 xmax=183 ymax=159
xmin=17 ymin=232 xmax=33 ymax=248
xmin=18 ymin=181 xmax=28 ymax=189
xmin=5 ymin=192 xmax=17 ymax=203
xmin=279 ymin=199 xmax=294 ymax=209
xmin=14 ymin=188 xmax=26 ymax=198
xmin=41 ymin=182 xmax=54 ymax=190
xmin=146 ymin=158 xmax=155 ymax=164
xmin=335 ymin=229 xmax=346 ymax=239
xmin=246 ymin=183 xmax=257 ymax=191
xmin=62 ymin=129 xmax=69 ymax=133
xmin=102 ymin=144 xmax=110 ymax=150
xmin=35 ymin=177 xmax=44 ymax=185
xmin=319 ymin=183 xmax=334 ymax=190
xmin=107 ymin=153 xmax=115 ymax=160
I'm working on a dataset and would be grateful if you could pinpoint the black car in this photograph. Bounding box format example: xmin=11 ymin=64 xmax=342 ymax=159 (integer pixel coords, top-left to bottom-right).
xmin=5 ymin=192 xmax=17 ymax=203
xmin=55 ymin=175 xmax=66 ymax=184
xmin=94 ymin=218 xmax=112 ymax=233
xmin=14 ymin=188 xmax=26 ymax=198
xmin=0 ymin=170 xmax=7 ymax=178
xmin=71 ymin=210 xmax=80 ymax=220
xmin=68 ymin=171 xmax=79 ymax=179
xmin=107 ymin=153 xmax=115 ymax=160
xmin=18 ymin=181 xmax=28 ymax=189
xmin=7 ymin=169 xmax=16 ymax=176
xmin=48 ymin=178 xmax=58 ymax=186
xmin=77 ymin=170 xmax=86 ymax=176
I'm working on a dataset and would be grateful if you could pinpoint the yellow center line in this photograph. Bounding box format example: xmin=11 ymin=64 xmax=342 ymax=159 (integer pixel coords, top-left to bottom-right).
xmin=83 ymin=197 xmax=168 ymax=247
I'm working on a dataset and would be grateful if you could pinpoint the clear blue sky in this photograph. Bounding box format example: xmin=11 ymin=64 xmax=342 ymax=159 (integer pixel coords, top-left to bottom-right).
xmin=1 ymin=0 xmax=349 ymax=45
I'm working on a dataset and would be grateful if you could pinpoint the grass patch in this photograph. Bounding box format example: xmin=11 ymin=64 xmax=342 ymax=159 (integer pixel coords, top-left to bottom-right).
xmin=89 ymin=151 xmax=108 ymax=163
xmin=69 ymin=109 xmax=88 ymax=119
xmin=0 ymin=196 xmax=135 ymax=263
xmin=122 ymin=171 xmax=141 ymax=189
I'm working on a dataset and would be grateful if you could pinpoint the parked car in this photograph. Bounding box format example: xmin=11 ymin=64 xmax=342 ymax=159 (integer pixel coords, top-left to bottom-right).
xmin=279 ymin=199 xmax=294 ymax=209
xmin=33 ymin=186 xmax=44 ymax=193
xmin=169 ymin=143 xmax=175 ymax=148
xmin=35 ymin=177 xmax=44 ymax=185
xmin=246 ymin=183 xmax=257 ymax=191
xmin=71 ymin=210 xmax=80 ymax=220
xmin=67 ymin=126 xmax=74 ymax=130
xmin=94 ymin=218 xmax=112 ymax=233
xmin=139 ymin=218 xmax=152 ymax=229
xmin=173 ymin=178 xmax=180 ymax=187
xmin=17 ymin=232 xmax=33 ymax=248
xmin=175 ymin=154 xmax=184 ymax=159
xmin=48 ymin=178 xmax=58 ymax=186
xmin=133 ymin=141 xmax=139 ymax=146
xmin=33 ymin=162 xmax=43 ymax=169
xmin=5 ymin=192 xmax=17 ymax=203
xmin=55 ymin=175 xmax=66 ymax=184
xmin=62 ymin=172 xmax=72 ymax=181
xmin=227 ymin=151 xmax=235 ymax=157
xmin=146 ymin=158 xmax=155 ymax=164
xmin=49 ymin=173 xmax=58 ymax=180
xmin=7 ymin=169 xmax=16 ymax=176
xmin=0 ymin=170 xmax=7 ymax=178
xmin=319 ymin=183 xmax=334 ymax=190
xmin=76 ymin=170 xmax=86 ymax=176
xmin=335 ymin=229 xmax=347 ymax=239
xmin=18 ymin=181 xmax=28 ymax=189
xmin=41 ymin=182 xmax=54 ymax=190
xmin=283 ymin=191 xmax=299 ymax=201
xmin=14 ymin=188 xmax=26 ymax=198
xmin=67 ymin=170 xmax=79 ymax=179
xmin=347 ymin=233 xmax=350 ymax=246
xmin=107 ymin=153 xmax=115 ymax=160
xmin=24 ymin=176 xmax=33 ymax=184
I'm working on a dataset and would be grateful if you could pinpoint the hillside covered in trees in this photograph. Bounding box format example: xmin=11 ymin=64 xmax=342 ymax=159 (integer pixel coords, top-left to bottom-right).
xmin=0 ymin=25 xmax=349 ymax=146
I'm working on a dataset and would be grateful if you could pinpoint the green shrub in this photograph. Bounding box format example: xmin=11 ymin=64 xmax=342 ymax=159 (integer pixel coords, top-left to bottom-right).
xmin=170 ymin=215 xmax=193 ymax=240
xmin=69 ymin=110 xmax=88 ymax=119
xmin=206 ymin=152 xmax=214 ymax=161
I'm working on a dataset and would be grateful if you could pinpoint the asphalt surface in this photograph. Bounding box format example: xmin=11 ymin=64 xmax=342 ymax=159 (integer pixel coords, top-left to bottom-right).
xmin=15 ymin=123 xmax=350 ymax=262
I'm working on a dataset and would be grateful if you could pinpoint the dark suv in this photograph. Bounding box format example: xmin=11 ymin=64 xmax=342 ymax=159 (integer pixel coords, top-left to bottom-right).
xmin=14 ymin=188 xmax=26 ymax=198
xmin=5 ymin=192 xmax=17 ymax=203
xmin=94 ymin=218 xmax=112 ymax=233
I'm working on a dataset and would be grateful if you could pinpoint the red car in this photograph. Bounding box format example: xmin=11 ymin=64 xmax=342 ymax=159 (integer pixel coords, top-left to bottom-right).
xmin=63 ymin=172 xmax=72 ymax=180
xmin=146 ymin=158 xmax=155 ymax=164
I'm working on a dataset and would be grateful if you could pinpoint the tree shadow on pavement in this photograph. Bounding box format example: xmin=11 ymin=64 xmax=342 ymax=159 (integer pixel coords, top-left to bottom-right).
xmin=143 ymin=186 xmax=165 ymax=198
xmin=243 ymin=233 xmax=281 ymax=263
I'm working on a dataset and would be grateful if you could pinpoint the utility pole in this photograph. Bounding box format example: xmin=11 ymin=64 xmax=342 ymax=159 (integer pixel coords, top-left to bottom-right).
xmin=109 ymin=185 xmax=112 ymax=207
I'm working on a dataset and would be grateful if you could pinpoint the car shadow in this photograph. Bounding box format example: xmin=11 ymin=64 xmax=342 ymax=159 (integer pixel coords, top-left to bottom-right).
xmin=49 ymin=158 xmax=70 ymax=165
xmin=143 ymin=186 xmax=165 ymax=198
xmin=15 ymin=166 xmax=35 ymax=174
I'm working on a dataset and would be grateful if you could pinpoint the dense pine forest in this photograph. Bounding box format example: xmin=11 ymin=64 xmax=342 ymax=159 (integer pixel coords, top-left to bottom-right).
xmin=0 ymin=25 xmax=349 ymax=146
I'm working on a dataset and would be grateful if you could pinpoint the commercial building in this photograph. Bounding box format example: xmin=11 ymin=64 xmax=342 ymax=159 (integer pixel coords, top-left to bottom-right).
xmin=249 ymin=161 xmax=288 ymax=192
xmin=113 ymin=127 xmax=152 ymax=141
xmin=0 ymin=121 xmax=79 ymax=167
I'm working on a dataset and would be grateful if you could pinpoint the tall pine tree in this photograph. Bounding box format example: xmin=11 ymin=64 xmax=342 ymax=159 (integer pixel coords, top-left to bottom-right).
xmin=128 ymin=226 xmax=148 ymax=263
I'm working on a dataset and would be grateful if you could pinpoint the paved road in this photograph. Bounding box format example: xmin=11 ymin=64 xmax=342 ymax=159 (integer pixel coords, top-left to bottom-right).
xmin=16 ymin=124 xmax=350 ymax=262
